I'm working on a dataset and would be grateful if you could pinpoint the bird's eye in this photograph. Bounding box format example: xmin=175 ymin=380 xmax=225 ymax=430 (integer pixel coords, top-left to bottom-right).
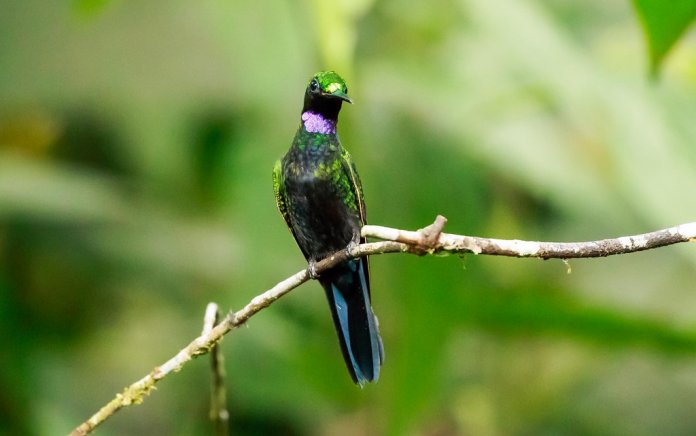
xmin=309 ymin=79 xmax=320 ymax=92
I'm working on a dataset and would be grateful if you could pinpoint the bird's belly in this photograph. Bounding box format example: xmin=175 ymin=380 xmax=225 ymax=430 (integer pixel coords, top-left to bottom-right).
xmin=286 ymin=176 xmax=357 ymax=260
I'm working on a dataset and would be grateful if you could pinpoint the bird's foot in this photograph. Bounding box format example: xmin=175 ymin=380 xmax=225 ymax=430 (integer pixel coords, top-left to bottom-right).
xmin=307 ymin=260 xmax=320 ymax=280
xmin=344 ymin=239 xmax=359 ymax=257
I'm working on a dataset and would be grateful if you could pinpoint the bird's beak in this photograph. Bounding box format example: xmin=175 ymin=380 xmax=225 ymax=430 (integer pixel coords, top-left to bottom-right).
xmin=329 ymin=90 xmax=353 ymax=104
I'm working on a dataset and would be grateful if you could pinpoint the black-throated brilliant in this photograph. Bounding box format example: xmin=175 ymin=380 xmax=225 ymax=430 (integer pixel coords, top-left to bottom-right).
xmin=273 ymin=71 xmax=383 ymax=385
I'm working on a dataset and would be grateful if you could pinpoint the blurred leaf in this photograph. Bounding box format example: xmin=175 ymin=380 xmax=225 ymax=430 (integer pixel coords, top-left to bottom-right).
xmin=308 ymin=0 xmax=375 ymax=75
xmin=466 ymin=285 xmax=696 ymax=354
xmin=0 ymin=153 xmax=128 ymax=222
xmin=632 ymin=0 xmax=696 ymax=74
xmin=72 ymin=0 xmax=115 ymax=17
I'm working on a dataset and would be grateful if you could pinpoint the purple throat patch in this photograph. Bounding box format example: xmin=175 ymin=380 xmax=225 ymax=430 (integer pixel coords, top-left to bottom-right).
xmin=302 ymin=111 xmax=336 ymax=134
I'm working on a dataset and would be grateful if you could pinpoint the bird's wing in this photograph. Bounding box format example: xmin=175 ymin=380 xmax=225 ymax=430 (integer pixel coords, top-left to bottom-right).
xmin=272 ymin=159 xmax=292 ymax=229
xmin=274 ymin=158 xmax=312 ymax=260
xmin=340 ymin=147 xmax=371 ymax=287
xmin=339 ymin=148 xmax=366 ymax=228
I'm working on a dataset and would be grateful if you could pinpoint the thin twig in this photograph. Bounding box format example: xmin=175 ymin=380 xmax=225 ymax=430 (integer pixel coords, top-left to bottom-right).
xmin=70 ymin=216 xmax=696 ymax=435
xmin=202 ymin=303 xmax=229 ymax=436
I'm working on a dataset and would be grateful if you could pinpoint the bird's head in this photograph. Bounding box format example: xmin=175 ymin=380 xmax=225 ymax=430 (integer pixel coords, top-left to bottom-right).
xmin=302 ymin=71 xmax=352 ymax=120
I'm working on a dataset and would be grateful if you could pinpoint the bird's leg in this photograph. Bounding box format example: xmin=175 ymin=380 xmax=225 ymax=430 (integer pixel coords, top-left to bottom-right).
xmin=307 ymin=259 xmax=320 ymax=280
xmin=344 ymin=241 xmax=357 ymax=258
xmin=344 ymin=231 xmax=361 ymax=257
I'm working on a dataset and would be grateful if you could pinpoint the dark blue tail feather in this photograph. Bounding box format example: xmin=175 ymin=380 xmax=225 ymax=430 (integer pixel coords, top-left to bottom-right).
xmin=320 ymin=258 xmax=383 ymax=385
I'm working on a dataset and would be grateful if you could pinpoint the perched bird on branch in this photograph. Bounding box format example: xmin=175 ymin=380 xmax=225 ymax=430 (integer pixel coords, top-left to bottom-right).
xmin=273 ymin=71 xmax=384 ymax=385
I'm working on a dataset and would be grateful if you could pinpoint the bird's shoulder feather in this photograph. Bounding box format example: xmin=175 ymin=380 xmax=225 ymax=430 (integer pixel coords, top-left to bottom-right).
xmin=339 ymin=147 xmax=366 ymax=226
xmin=273 ymin=159 xmax=292 ymax=230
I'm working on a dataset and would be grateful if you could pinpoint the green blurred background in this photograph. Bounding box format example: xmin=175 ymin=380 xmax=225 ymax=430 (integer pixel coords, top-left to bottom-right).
xmin=2 ymin=0 xmax=696 ymax=434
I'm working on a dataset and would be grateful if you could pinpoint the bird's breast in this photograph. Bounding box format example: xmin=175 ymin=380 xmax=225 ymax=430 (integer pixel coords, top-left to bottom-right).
xmin=283 ymin=163 xmax=359 ymax=260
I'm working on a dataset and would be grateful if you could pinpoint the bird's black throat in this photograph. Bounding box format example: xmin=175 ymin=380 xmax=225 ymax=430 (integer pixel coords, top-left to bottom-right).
xmin=303 ymin=92 xmax=343 ymax=122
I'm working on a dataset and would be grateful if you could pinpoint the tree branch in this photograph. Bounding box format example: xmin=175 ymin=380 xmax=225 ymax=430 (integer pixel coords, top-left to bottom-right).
xmin=363 ymin=216 xmax=696 ymax=258
xmin=202 ymin=303 xmax=229 ymax=436
xmin=70 ymin=216 xmax=696 ymax=435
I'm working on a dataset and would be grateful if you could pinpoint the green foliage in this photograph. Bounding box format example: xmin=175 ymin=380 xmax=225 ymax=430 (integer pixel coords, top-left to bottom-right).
xmin=632 ymin=0 xmax=696 ymax=74
xmin=1 ymin=0 xmax=696 ymax=435
xmin=72 ymin=0 xmax=116 ymax=17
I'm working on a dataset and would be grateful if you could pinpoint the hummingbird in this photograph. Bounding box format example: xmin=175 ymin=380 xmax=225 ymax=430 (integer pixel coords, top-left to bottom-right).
xmin=272 ymin=71 xmax=383 ymax=385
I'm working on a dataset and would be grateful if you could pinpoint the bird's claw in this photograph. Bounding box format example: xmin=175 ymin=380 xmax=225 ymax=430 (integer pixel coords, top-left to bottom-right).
xmin=345 ymin=239 xmax=359 ymax=257
xmin=307 ymin=260 xmax=320 ymax=279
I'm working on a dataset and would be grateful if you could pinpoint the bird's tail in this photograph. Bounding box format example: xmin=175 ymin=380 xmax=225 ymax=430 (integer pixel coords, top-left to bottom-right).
xmin=319 ymin=258 xmax=383 ymax=385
